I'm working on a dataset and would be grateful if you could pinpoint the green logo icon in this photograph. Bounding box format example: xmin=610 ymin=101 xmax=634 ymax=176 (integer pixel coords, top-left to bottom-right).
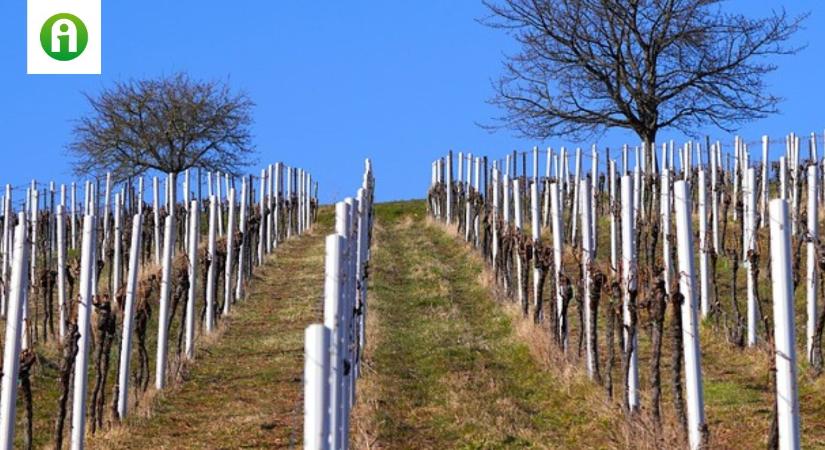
xmin=40 ymin=13 xmax=88 ymax=61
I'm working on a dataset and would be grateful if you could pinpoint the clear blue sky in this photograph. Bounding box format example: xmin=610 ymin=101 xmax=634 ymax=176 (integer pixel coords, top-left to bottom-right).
xmin=0 ymin=1 xmax=820 ymax=202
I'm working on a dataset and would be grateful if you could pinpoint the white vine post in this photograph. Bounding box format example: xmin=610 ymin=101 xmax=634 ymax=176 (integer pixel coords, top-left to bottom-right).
xmin=807 ymin=165 xmax=818 ymax=361
xmin=183 ymin=170 xmax=190 ymax=250
xmin=674 ymin=180 xmax=707 ymax=450
xmin=661 ymin=170 xmax=673 ymax=295
xmin=590 ymin=146 xmax=598 ymax=252
xmin=49 ymin=183 xmax=56 ymax=262
xmin=349 ymin=193 xmax=360 ymax=372
xmin=341 ymin=199 xmax=356 ymax=444
xmin=285 ymin=169 xmax=293 ymax=238
xmin=224 ymin=188 xmax=236 ymax=316
xmin=768 ymin=199 xmax=802 ymax=450
xmin=303 ymin=171 xmax=309 ymax=234
xmin=761 ymin=136 xmax=770 ymax=227
xmin=465 ymin=153 xmax=473 ymax=242
xmin=236 ymin=178 xmax=248 ymax=301
xmin=698 ymin=169 xmax=709 ymax=317
xmin=570 ymin=148 xmax=581 ymax=243
xmin=637 ymin=145 xmax=646 ymax=217
xmin=117 ymin=212 xmax=143 ymax=419
xmin=550 ymin=182 xmax=564 ymax=348
xmin=153 ymin=177 xmax=161 ymax=264
xmin=610 ymin=161 xmax=618 ymax=280
xmin=304 ymin=324 xmax=331 ymax=450
xmin=1 ymin=185 xmax=11 ymax=317
xmin=275 ymin=163 xmax=282 ymax=245
xmin=112 ymin=194 xmax=122 ymax=306
xmin=792 ymin=135 xmax=800 ymax=236
xmin=474 ymin=157 xmax=481 ymax=246
xmin=580 ymin=178 xmax=595 ymax=378
xmin=71 ymin=182 xmax=77 ymax=250
xmin=633 ymin=166 xmax=641 ymax=224
xmin=543 ymin=148 xmax=552 ymax=226
xmin=29 ymin=188 xmax=38 ymax=308
xmin=156 ymin=203 xmax=176 ymax=389
xmin=296 ymin=170 xmax=302 ymax=235
xmin=206 ymin=195 xmax=217 ymax=332
xmin=561 ymin=149 xmax=569 ymax=202
xmin=137 ymin=176 xmax=144 ymax=214
xmin=817 ymin=133 xmax=825 ymax=202
xmin=458 ymin=152 xmax=464 ymax=224
xmin=0 ymin=214 xmax=29 ymax=450
xmin=324 ymin=222 xmax=346 ymax=449
xmin=622 ymin=144 xmax=628 ymax=175
xmin=711 ymin=144 xmax=720 ymax=253
xmin=102 ymin=173 xmax=111 ymax=263
xmin=267 ymin=164 xmax=274 ymax=252
xmin=185 ymin=199 xmax=199 ymax=359
xmin=216 ymin=172 xmax=225 ymax=238
xmin=733 ymin=139 xmax=740 ymax=222
xmin=492 ymin=167 xmax=499 ymax=269
xmin=513 ymin=179 xmax=524 ymax=307
xmin=258 ymin=169 xmax=266 ymax=264
xmin=431 ymin=161 xmax=438 ymax=217
xmin=356 ymin=185 xmax=370 ymax=372
xmin=503 ymin=174 xmax=511 ymax=226
xmin=745 ymin=168 xmax=757 ymax=347
xmin=446 ymin=152 xmax=452 ymax=225
xmin=814 ymin=133 xmax=825 ymax=201
xmin=56 ymin=205 xmax=67 ymax=338
xmin=71 ymin=212 xmax=97 ymax=450
xmin=531 ymin=181 xmax=541 ymax=315
xmin=620 ymin=175 xmax=639 ymax=410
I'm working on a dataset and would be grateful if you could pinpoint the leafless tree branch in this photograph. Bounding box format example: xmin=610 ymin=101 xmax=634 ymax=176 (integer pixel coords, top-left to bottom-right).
xmin=68 ymin=73 xmax=257 ymax=181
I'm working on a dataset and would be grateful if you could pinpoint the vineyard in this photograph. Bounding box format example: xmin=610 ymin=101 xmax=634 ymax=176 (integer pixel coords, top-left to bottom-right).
xmin=2 ymin=134 xmax=824 ymax=449
xmin=426 ymin=138 xmax=825 ymax=449
xmin=0 ymin=163 xmax=317 ymax=448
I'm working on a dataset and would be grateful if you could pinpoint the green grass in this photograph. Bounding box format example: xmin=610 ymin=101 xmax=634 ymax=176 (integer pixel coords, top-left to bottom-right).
xmin=435 ymin=189 xmax=825 ymax=448
xmin=0 ymin=209 xmax=326 ymax=449
xmin=353 ymin=200 xmax=620 ymax=449
xmin=89 ymin=208 xmax=332 ymax=449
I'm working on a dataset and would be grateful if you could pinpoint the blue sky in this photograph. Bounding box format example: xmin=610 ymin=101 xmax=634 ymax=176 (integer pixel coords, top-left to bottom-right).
xmin=0 ymin=1 xmax=820 ymax=202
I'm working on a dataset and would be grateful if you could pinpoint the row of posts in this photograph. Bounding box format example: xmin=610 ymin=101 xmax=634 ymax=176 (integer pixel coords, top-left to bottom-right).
xmin=0 ymin=162 xmax=317 ymax=450
xmin=304 ymin=159 xmax=375 ymax=450
xmin=429 ymin=138 xmax=804 ymax=449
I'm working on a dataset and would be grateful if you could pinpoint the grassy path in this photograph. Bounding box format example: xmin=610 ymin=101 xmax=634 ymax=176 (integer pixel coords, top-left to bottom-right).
xmin=90 ymin=212 xmax=330 ymax=449
xmin=352 ymin=201 xmax=621 ymax=449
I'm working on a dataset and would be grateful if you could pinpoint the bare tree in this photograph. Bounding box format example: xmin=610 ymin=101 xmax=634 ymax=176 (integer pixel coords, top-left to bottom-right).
xmin=482 ymin=0 xmax=806 ymax=155
xmin=68 ymin=73 xmax=256 ymax=182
